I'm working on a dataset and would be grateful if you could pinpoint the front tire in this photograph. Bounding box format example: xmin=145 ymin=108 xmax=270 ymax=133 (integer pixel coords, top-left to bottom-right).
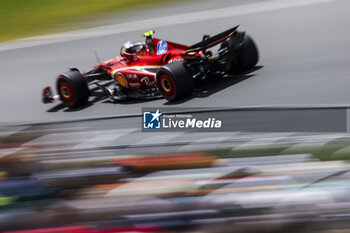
xmin=56 ymin=70 xmax=89 ymax=108
xmin=156 ymin=61 xmax=194 ymax=102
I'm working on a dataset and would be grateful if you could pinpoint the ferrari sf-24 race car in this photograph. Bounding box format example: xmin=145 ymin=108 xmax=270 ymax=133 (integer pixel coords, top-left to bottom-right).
xmin=42 ymin=26 xmax=259 ymax=108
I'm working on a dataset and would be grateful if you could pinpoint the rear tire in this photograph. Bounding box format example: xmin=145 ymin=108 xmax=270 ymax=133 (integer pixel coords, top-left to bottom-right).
xmin=221 ymin=33 xmax=259 ymax=74
xmin=239 ymin=34 xmax=259 ymax=71
xmin=156 ymin=62 xmax=194 ymax=102
xmin=56 ymin=70 xmax=89 ymax=108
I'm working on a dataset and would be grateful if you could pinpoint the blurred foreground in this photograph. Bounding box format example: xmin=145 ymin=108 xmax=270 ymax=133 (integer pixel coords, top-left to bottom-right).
xmin=2 ymin=125 xmax=350 ymax=232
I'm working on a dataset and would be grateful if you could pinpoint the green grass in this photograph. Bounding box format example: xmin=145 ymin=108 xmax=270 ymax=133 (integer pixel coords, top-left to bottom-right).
xmin=0 ymin=0 xmax=178 ymax=42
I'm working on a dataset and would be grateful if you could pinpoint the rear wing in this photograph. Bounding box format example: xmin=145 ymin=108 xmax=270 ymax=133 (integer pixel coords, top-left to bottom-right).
xmin=186 ymin=25 xmax=239 ymax=53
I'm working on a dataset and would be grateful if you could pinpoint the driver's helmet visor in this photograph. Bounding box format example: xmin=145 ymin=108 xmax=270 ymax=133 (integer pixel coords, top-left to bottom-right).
xmin=122 ymin=41 xmax=145 ymax=54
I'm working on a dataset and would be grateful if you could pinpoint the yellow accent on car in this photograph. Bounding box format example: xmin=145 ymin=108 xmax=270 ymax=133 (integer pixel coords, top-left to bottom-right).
xmin=116 ymin=74 xmax=127 ymax=87
xmin=60 ymin=85 xmax=71 ymax=98
xmin=161 ymin=78 xmax=171 ymax=92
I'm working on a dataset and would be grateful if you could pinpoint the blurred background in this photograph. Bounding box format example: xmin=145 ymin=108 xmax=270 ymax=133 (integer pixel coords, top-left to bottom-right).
xmin=1 ymin=0 xmax=350 ymax=232
xmin=0 ymin=0 xmax=185 ymax=42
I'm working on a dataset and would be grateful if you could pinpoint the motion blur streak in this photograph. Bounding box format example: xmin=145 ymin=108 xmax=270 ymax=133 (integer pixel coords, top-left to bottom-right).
xmin=2 ymin=122 xmax=350 ymax=232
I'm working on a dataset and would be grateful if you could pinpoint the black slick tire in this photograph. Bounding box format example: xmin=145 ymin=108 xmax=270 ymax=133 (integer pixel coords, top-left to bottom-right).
xmin=156 ymin=61 xmax=194 ymax=102
xmin=56 ymin=70 xmax=89 ymax=108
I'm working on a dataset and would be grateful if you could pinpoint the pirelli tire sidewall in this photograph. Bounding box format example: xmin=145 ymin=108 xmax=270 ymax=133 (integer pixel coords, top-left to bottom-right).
xmin=156 ymin=61 xmax=194 ymax=102
xmin=56 ymin=70 xmax=89 ymax=108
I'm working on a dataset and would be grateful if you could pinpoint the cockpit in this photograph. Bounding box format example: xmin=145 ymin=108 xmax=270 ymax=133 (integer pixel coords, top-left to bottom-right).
xmin=120 ymin=41 xmax=147 ymax=57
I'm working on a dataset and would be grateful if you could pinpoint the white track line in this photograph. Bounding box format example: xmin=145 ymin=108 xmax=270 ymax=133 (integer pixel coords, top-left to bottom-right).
xmin=0 ymin=0 xmax=336 ymax=51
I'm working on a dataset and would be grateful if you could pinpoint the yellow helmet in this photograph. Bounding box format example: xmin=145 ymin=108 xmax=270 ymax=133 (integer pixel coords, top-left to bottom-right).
xmin=141 ymin=30 xmax=155 ymax=38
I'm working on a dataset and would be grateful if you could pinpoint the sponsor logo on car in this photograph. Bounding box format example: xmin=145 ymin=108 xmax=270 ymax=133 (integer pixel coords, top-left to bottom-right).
xmin=168 ymin=58 xmax=183 ymax=64
xmin=157 ymin=40 xmax=168 ymax=55
xmin=141 ymin=76 xmax=157 ymax=87
xmin=129 ymin=82 xmax=141 ymax=88
xmin=126 ymin=74 xmax=138 ymax=79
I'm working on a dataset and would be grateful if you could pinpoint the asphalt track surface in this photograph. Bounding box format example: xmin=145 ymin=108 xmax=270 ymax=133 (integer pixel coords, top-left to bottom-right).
xmin=0 ymin=0 xmax=350 ymax=124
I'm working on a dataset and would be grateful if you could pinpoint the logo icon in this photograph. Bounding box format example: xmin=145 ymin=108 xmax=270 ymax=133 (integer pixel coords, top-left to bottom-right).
xmin=143 ymin=109 xmax=162 ymax=129
xmin=157 ymin=40 xmax=167 ymax=55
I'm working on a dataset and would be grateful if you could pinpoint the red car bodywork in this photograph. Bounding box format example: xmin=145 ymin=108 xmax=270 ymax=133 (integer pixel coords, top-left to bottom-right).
xmin=43 ymin=26 xmax=258 ymax=107
xmin=89 ymin=38 xmax=188 ymax=90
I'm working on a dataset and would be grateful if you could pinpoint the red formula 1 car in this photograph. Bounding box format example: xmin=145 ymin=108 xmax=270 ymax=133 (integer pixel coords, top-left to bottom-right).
xmin=42 ymin=26 xmax=259 ymax=108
